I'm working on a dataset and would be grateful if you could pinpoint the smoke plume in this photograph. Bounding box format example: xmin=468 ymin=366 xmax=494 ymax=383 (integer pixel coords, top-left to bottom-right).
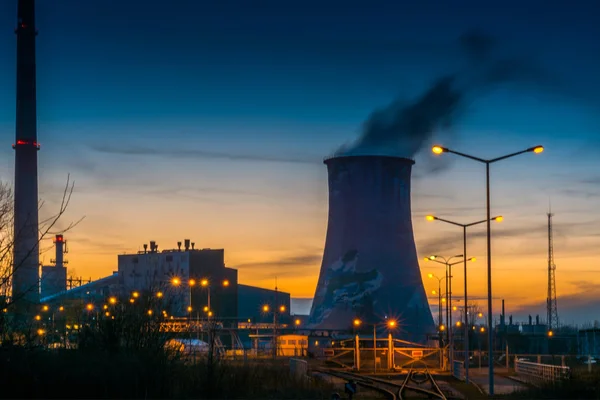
xmin=335 ymin=30 xmax=552 ymax=160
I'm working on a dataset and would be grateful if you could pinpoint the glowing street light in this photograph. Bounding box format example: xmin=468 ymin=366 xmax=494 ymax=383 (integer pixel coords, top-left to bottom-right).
xmin=42 ymin=305 xmax=49 ymax=312
xmin=353 ymin=318 xmax=361 ymax=327
xmin=200 ymin=279 xmax=209 ymax=287
xmin=132 ymin=291 xmax=139 ymax=298
xmin=295 ymin=319 xmax=301 ymax=326
xmin=109 ymin=297 xmax=117 ymax=304
xmin=156 ymin=292 xmax=163 ymax=298
xmin=86 ymin=304 xmax=94 ymax=311
xmin=387 ymin=319 xmax=397 ymax=328
xmin=279 ymin=305 xmax=286 ymax=312
xmin=189 ymin=279 xmax=196 ymax=286
xmin=262 ymin=304 xmax=270 ymax=313
xmin=34 ymin=315 xmax=41 ymax=321
xmin=432 ymin=143 xmax=543 ymax=395
xmin=171 ymin=277 xmax=181 ymax=286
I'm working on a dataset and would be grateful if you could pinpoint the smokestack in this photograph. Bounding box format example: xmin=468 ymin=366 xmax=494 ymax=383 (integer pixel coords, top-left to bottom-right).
xmin=191 ymin=242 xmax=195 ymax=250
xmin=309 ymin=155 xmax=434 ymax=342
xmin=143 ymin=243 xmax=148 ymax=253
xmin=536 ymin=315 xmax=540 ymax=325
xmin=184 ymin=239 xmax=190 ymax=251
xmin=54 ymin=235 xmax=64 ymax=267
xmin=509 ymin=315 xmax=513 ymax=325
xmin=149 ymin=241 xmax=156 ymax=253
xmin=529 ymin=315 xmax=533 ymax=325
xmin=12 ymin=0 xmax=40 ymax=312
xmin=177 ymin=241 xmax=182 ymax=251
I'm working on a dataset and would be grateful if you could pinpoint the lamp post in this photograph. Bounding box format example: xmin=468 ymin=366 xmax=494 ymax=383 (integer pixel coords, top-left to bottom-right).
xmin=425 ymin=255 xmax=474 ymax=366
xmin=432 ymin=144 xmax=543 ymax=395
xmin=425 ymin=215 xmax=501 ymax=383
xmin=427 ymin=273 xmax=445 ymax=346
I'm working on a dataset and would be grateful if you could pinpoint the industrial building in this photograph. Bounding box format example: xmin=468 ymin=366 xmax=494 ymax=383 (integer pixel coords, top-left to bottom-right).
xmin=40 ymin=238 xmax=290 ymax=326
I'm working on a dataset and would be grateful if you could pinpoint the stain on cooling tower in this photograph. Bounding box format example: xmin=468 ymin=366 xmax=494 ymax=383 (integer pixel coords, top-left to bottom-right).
xmin=311 ymin=250 xmax=383 ymax=325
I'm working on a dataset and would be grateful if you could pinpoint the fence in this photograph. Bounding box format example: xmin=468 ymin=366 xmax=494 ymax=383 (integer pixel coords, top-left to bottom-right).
xmin=515 ymin=359 xmax=570 ymax=385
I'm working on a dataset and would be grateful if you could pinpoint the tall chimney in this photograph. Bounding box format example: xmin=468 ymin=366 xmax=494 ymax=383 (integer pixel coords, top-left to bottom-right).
xmin=191 ymin=242 xmax=195 ymax=250
xmin=54 ymin=235 xmax=64 ymax=267
xmin=149 ymin=241 xmax=156 ymax=253
xmin=184 ymin=239 xmax=190 ymax=251
xmin=143 ymin=243 xmax=148 ymax=253
xmin=309 ymin=155 xmax=434 ymax=343
xmin=12 ymin=0 xmax=40 ymax=312
xmin=177 ymin=241 xmax=182 ymax=251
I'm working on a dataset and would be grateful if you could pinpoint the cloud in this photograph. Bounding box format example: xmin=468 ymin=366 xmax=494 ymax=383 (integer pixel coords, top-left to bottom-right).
xmin=510 ymin=282 xmax=600 ymax=325
xmin=416 ymin=220 xmax=597 ymax=257
xmin=89 ymin=143 xmax=321 ymax=165
xmin=235 ymin=254 xmax=322 ymax=270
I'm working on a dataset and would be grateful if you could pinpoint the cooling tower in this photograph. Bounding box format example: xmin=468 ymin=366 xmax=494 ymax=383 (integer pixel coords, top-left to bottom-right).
xmin=309 ymin=155 xmax=434 ymax=342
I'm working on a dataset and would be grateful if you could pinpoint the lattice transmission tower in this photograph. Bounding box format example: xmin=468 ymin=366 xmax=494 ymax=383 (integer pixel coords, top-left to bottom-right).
xmin=547 ymin=211 xmax=559 ymax=330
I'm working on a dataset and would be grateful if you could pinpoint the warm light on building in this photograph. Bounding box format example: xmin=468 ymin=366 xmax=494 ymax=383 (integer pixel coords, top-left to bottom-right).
xmin=148 ymin=310 xmax=153 ymax=316
xmin=295 ymin=319 xmax=301 ymax=326
xmin=189 ymin=279 xmax=196 ymax=286
xmin=103 ymin=305 xmax=108 ymax=310
xmin=187 ymin=306 xmax=192 ymax=312
xmin=387 ymin=319 xmax=397 ymax=328
xmin=201 ymin=279 xmax=209 ymax=287
xmin=109 ymin=297 xmax=117 ymax=304
xmin=156 ymin=291 xmax=163 ymax=298
xmin=353 ymin=318 xmax=361 ymax=327
xmin=262 ymin=305 xmax=270 ymax=313
xmin=132 ymin=291 xmax=139 ymax=298
xmin=172 ymin=277 xmax=181 ymax=286
xmin=37 ymin=329 xmax=46 ymax=336
xmin=34 ymin=315 xmax=41 ymax=321
xmin=86 ymin=304 xmax=94 ymax=311
xmin=42 ymin=305 xmax=49 ymax=312
xmin=223 ymin=279 xmax=230 ymax=287
xmin=58 ymin=306 xmax=64 ymax=311
xmin=279 ymin=305 xmax=286 ymax=312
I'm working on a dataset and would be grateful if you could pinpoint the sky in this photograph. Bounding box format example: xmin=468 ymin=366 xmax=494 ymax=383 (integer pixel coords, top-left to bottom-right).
xmin=1 ymin=0 xmax=600 ymax=324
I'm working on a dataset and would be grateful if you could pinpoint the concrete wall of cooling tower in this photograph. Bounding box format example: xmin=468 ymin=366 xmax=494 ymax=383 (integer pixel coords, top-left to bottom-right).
xmin=309 ymin=155 xmax=434 ymax=343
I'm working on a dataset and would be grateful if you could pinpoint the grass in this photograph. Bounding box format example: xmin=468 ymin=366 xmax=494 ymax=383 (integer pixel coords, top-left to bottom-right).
xmin=0 ymin=346 xmax=335 ymax=399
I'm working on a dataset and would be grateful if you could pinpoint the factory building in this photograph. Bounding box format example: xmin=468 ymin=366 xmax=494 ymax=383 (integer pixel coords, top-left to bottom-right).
xmin=238 ymin=284 xmax=291 ymax=324
xmin=40 ymin=235 xmax=67 ymax=299
xmin=118 ymin=240 xmax=238 ymax=321
xmin=40 ymin=238 xmax=289 ymax=327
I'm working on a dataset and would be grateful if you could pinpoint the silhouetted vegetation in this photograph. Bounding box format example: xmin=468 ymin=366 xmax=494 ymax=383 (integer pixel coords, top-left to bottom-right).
xmin=0 ymin=290 xmax=333 ymax=399
xmin=0 ymin=347 xmax=332 ymax=399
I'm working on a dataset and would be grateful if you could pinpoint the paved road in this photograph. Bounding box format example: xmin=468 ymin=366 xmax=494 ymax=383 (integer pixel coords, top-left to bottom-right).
xmin=468 ymin=368 xmax=527 ymax=395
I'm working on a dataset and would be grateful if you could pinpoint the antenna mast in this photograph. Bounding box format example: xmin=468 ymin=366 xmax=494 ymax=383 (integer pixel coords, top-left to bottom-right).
xmin=547 ymin=210 xmax=559 ymax=330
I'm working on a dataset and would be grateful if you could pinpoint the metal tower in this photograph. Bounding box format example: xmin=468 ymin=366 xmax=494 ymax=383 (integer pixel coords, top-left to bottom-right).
xmin=547 ymin=211 xmax=559 ymax=330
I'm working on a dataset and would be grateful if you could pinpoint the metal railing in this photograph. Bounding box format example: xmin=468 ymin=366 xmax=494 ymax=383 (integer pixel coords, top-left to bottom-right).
xmin=452 ymin=360 xmax=465 ymax=380
xmin=515 ymin=359 xmax=570 ymax=385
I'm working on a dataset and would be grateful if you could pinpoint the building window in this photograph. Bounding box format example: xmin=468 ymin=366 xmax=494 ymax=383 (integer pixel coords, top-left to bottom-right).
xmin=288 ymin=340 xmax=297 ymax=345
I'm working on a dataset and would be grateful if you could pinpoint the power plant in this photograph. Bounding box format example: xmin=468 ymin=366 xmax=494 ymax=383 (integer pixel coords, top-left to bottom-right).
xmin=308 ymin=155 xmax=435 ymax=342
xmin=12 ymin=0 xmax=40 ymax=312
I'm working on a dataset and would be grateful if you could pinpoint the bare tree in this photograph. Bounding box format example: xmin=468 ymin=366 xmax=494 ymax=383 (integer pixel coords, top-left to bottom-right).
xmin=0 ymin=175 xmax=83 ymax=315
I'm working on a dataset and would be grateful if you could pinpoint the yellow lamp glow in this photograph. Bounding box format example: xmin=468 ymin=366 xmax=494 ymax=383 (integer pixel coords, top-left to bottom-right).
xmin=353 ymin=318 xmax=361 ymax=326
xmin=425 ymin=215 xmax=435 ymax=221
xmin=432 ymin=145 xmax=445 ymax=154
xmin=533 ymin=146 xmax=544 ymax=154
xmin=172 ymin=277 xmax=181 ymax=286
xmin=201 ymin=279 xmax=209 ymax=287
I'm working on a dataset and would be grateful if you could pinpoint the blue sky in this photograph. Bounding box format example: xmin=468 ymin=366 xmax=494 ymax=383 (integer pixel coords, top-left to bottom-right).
xmin=1 ymin=0 xmax=600 ymax=322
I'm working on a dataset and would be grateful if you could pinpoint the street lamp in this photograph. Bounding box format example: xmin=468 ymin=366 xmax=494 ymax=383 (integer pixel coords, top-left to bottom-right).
xmin=427 ymin=273 xmax=445 ymax=345
xmin=432 ymin=144 xmax=543 ymax=395
xmin=424 ymin=255 xmax=464 ymax=348
xmin=425 ymin=214 xmax=502 ymax=384
xmin=425 ymin=255 xmax=474 ymax=366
